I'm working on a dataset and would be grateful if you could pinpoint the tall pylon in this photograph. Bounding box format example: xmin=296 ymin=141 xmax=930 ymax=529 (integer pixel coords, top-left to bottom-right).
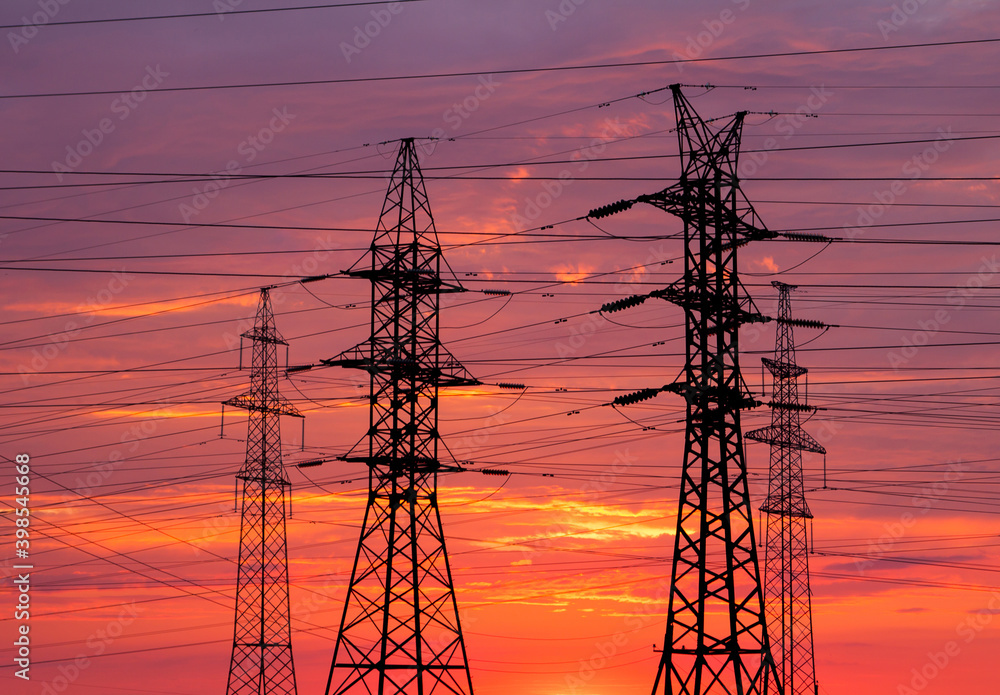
xmin=323 ymin=138 xmax=478 ymax=695
xmin=225 ymin=287 xmax=303 ymax=695
xmin=590 ymin=84 xmax=781 ymax=694
xmin=643 ymin=85 xmax=779 ymax=695
xmin=746 ymin=282 xmax=825 ymax=695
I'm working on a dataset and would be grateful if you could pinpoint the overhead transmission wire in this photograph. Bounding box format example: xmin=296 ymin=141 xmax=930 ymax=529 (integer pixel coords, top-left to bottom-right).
xmin=21 ymin=479 xmax=356 ymax=622
xmin=0 ymin=184 xmax=992 ymax=664
xmin=0 ymin=81 xmax=684 ymax=266
xmin=7 ymin=92 xmax=1000 ymax=632
xmin=0 ymin=294 xmax=385 ymax=399
xmin=3 ymin=36 xmax=999 ymax=100
xmin=5 ymin=456 xmax=992 ymax=600
xmin=0 ymin=95 xmax=994 ymax=286
xmin=6 ymin=131 xmax=1000 ymax=187
xmin=2 ymin=95 xmax=996 ymax=274
xmin=0 ymin=273 xmax=604 ymax=414
xmin=7 ymin=294 xmax=999 ymax=440
xmin=0 ymin=0 xmax=431 ymax=29
xmin=0 ymin=299 xmax=352 ymax=352
xmin=11 ymin=430 xmax=996 ymax=624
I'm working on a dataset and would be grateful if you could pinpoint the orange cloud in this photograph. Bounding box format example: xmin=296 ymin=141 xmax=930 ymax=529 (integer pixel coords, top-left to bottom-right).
xmin=553 ymin=264 xmax=595 ymax=284
xmin=5 ymin=294 xmax=258 ymax=318
xmin=754 ymin=256 xmax=780 ymax=273
xmin=92 ymin=407 xmax=220 ymax=419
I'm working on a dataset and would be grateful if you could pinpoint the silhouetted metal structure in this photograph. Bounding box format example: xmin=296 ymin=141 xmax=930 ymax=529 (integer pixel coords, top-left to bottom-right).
xmin=323 ymin=138 xmax=477 ymax=695
xmin=641 ymin=85 xmax=779 ymax=695
xmin=746 ymin=282 xmax=825 ymax=695
xmin=225 ymin=287 xmax=302 ymax=695
xmin=590 ymin=84 xmax=781 ymax=694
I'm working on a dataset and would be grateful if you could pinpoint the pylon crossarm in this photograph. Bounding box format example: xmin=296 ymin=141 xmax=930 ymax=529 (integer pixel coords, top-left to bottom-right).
xmin=224 ymin=393 xmax=301 ymax=418
xmin=746 ymin=425 xmax=826 ymax=455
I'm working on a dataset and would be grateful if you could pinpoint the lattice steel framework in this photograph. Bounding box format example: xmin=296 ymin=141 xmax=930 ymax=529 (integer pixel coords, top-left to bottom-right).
xmin=746 ymin=282 xmax=825 ymax=695
xmin=640 ymin=85 xmax=780 ymax=695
xmin=323 ymin=138 xmax=477 ymax=695
xmin=225 ymin=287 xmax=302 ymax=695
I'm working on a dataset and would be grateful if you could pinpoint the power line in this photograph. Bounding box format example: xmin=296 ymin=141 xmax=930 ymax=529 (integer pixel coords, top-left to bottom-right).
xmin=5 ymin=133 xmax=1000 ymax=183
xmin=3 ymin=37 xmax=999 ymax=99
xmin=0 ymin=1 xmax=430 ymax=30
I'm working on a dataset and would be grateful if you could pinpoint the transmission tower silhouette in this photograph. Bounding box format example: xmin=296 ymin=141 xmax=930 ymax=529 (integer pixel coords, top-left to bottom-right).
xmin=323 ymin=138 xmax=478 ymax=695
xmin=591 ymin=84 xmax=780 ymax=694
xmin=746 ymin=282 xmax=825 ymax=695
xmin=224 ymin=287 xmax=302 ymax=695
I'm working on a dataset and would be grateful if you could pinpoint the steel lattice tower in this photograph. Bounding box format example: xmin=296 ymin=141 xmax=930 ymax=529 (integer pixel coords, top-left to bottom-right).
xmin=225 ymin=287 xmax=302 ymax=695
xmin=746 ymin=282 xmax=825 ymax=695
xmin=637 ymin=86 xmax=780 ymax=695
xmin=323 ymin=138 xmax=478 ymax=695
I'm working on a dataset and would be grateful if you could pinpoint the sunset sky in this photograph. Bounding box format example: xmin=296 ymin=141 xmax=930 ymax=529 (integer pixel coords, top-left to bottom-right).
xmin=2 ymin=1 xmax=1000 ymax=694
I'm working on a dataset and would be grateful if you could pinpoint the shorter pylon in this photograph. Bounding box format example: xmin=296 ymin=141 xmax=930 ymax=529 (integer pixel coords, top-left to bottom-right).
xmin=746 ymin=281 xmax=825 ymax=695
xmin=225 ymin=287 xmax=303 ymax=695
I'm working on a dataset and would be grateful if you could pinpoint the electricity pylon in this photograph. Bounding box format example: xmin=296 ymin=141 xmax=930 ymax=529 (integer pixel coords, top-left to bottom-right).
xmin=323 ymin=138 xmax=477 ymax=695
xmin=746 ymin=282 xmax=825 ymax=695
xmin=225 ymin=287 xmax=302 ymax=695
xmin=590 ymin=84 xmax=780 ymax=694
